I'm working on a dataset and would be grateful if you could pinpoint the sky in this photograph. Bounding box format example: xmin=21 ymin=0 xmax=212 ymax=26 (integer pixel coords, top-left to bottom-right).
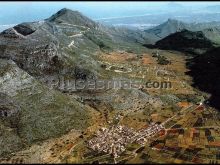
xmin=1 ymin=1 xmax=220 ymax=25
xmin=0 ymin=1 xmax=220 ymax=33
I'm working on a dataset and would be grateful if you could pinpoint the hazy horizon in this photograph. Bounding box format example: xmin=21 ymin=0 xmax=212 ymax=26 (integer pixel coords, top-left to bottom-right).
xmin=1 ymin=1 xmax=220 ymax=31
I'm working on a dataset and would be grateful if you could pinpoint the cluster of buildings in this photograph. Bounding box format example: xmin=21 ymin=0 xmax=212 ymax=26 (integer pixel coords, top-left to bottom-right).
xmin=87 ymin=123 xmax=165 ymax=158
xmin=135 ymin=123 xmax=165 ymax=144
xmin=87 ymin=125 xmax=135 ymax=158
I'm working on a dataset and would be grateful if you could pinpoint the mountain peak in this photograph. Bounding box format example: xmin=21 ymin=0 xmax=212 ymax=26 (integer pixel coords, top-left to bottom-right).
xmin=55 ymin=8 xmax=80 ymax=16
xmin=47 ymin=8 xmax=81 ymax=21
xmin=46 ymin=8 xmax=96 ymax=28
xmin=167 ymin=18 xmax=181 ymax=24
xmin=58 ymin=8 xmax=71 ymax=12
xmin=146 ymin=18 xmax=189 ymax=39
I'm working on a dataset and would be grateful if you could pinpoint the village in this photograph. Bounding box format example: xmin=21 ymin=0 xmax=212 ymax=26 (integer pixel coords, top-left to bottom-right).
xmin=87 ymin=122 xmax=165 ymax=160
xmin=86 ymin=100 xmax=211 ymax=162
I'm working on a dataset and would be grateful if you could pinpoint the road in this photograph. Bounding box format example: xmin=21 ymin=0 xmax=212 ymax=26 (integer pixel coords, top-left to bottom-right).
xmin=54 ymin=20 xmax=91 ymax=49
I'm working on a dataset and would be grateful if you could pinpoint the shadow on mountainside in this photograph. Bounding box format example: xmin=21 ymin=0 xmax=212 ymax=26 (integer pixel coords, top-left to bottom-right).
xmin=186 ymin=47 xmax=220 ymax=110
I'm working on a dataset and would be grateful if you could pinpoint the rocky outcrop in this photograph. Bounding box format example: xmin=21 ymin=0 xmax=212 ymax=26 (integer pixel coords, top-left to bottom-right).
xmin=13 ymin=23 xmax=36 ymax=36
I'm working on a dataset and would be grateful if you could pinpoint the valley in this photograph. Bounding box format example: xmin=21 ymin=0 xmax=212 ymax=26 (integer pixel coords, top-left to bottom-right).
xmin=0 ymin=7 xmax=220 ymax=164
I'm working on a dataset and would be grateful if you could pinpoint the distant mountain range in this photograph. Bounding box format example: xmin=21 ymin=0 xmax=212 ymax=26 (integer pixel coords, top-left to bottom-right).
xmin=145 ymin=19 xmax=220 ymax=41
xmin=145 ymin=19 xmax=190 ymax=40
xmin=144 ymin=19 xmax=220 ymax=54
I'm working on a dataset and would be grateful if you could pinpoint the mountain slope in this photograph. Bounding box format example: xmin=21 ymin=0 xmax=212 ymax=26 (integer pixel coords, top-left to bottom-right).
xmin=47 ymin=8 xmax=97 ymax=28
xmin=145 ymin=19 xmax=190 ymax=40
xmin=0 ymin=8 xmax=156 ymax=157
xmin=145 ymin=19 xmax=220 ymax=44
xmin=0 ymin=8 xmax=153 ymax=83
xmin=201 ymin=27 xmax=220 ymax=44
xmin=154 ymin=29 xmax=215 ymax=55
xmin=0 ymin=58 xmax=99 ymax=156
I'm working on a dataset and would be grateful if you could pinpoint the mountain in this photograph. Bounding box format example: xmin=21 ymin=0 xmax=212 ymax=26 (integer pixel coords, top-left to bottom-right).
xmin=145 ymin=19 xmax=220 ymax=44
xmin=154 ymin=29 xmax=215 ymax=55
xmin=201 ymin=27 xmax=220 ymax=44
xmin=2 ymin=7 xmax=220 ymax=164
xmin=0 ymin=58 xmax=99 ymax=156
xmin=46 ymin=8 xmax=97 ymax=28
xmin=0 ymin=8 xmax=152 ymax=83
xmin=0 ymin=8 xmax=158 ymax=157
xmin=145 ymin=19 xmax=190 ymax=40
